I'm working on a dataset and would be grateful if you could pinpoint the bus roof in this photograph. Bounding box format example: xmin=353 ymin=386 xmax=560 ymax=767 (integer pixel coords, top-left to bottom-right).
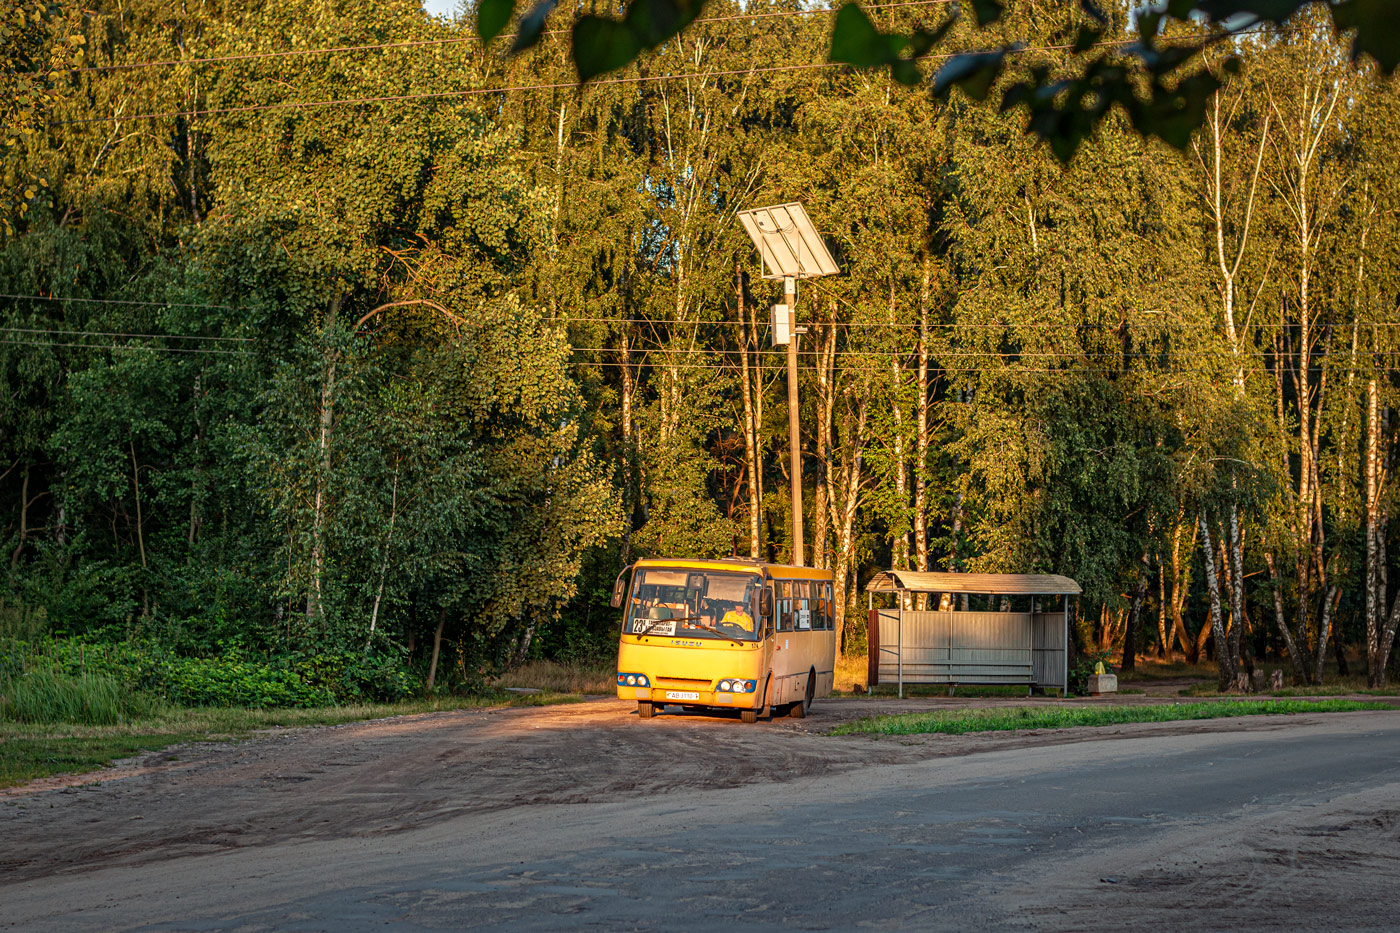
xmin=634 ymin=558 xmax=833 ymax=580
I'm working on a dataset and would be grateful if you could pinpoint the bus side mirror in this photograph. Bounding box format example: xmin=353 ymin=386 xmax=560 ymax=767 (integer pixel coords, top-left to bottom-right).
xmin=758 ymin=587 xmax=773 ymax=619
xmin=610 ymin=565 xmax=632 ymax=609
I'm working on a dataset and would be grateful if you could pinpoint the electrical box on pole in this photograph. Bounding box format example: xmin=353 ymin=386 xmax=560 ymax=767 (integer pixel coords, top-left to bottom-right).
xmin=771 ymin=303 xmax=791 ymax=346
xmin=737 ymin=203 xmax=839 ymax=567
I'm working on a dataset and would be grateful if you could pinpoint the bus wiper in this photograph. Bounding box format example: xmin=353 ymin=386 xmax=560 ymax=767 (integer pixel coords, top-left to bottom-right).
xmin=683 ymin=621 xmax=745 ymax=644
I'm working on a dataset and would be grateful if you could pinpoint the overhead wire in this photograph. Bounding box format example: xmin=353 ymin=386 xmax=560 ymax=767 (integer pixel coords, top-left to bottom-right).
xmin=568 ymin=345 xmax=1359 ymax=357
xmin=1 ymin=292 xmax=233 ymax=310
xmin=565 ymin=345 xmax=1371 ymax=364
xmin=548 ymin=315 xmax=1400 ymax=329
xmin=57 ymin=0 xmax=960 ymax=75
xmin=49 ymin=24 xmax=1279 ymax=126
xmin=0 ymin=337 xmax=251 ymax=356
xmin=568 ymin=359 xmax=1312 ymax=375
xmin=0 ymin=325 xmax=251 ymax=343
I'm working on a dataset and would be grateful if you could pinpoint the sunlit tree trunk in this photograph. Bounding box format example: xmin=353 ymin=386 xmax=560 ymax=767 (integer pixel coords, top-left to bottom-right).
xmin=9 ymin=464 xmax=28 ymax=571
xmin=1122 ymin=549 xmax=1150 ymax=673
xmin=828 ymin=386 xmax=869 ymax=655
xmin=308 ymin=289 xmax=344 ymax=625
xmin=813 ymin=303 xmax=837 ymax=571
xmin=1200 ymin=510 xmax=1235 ymax=690
xmin=1365 ymin=375 xmax=1386 ymax=685
xmin=914 ymin=261 xmax=931 ymax=591
xmin=1265 ymin=550 xmax=1307 ymax=683
xmin=888 ymin=279 xmax=909 ymax=575
xmin=1266 ymin=46 xmax=1344 ymax=682
xmin=737 ymin=266 xmax=762 ymax=559
xmin=425 ymin=607 xmax=446 ymax=692
xmin=1157 ymin=557 xmax=1170 ymax=658
xmin=367 ymin=455 xmax=400 ymax=647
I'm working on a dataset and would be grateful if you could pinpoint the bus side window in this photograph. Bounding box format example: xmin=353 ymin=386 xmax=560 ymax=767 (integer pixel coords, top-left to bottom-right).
xmin=814 ymin=584 xmax=827 ymax=631
xmin=778 ymin=581 xmax=794 ymax=632
xmin=795 ymin=581 xmax=811 ymax=630
xmin=823 ymin=582 xmax=834 ymax=630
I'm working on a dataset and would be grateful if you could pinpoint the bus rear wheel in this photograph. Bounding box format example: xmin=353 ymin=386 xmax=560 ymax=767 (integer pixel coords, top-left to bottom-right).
xmin=788 ymin=673 xmax=815 ymax=719
xmin=637 ymin=701 xmax=655 ymax=719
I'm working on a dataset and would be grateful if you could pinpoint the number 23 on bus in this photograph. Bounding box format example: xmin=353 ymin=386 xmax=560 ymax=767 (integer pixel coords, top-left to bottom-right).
xmin=610 ymin=559 xmax=837 ymax=723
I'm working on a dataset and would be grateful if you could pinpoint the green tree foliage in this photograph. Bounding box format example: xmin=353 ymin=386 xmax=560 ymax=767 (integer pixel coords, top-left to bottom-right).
xmin=2 ymin=0 xmax=1399 ymax=693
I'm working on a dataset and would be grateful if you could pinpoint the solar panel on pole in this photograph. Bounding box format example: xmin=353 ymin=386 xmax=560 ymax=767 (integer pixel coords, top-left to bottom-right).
xmin=737 ymin=203 xmax=839 ymax=568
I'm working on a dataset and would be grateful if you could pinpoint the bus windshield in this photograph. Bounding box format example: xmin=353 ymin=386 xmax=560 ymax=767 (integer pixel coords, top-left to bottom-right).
xmin=625 ymin=569 xmax=762 ymax=643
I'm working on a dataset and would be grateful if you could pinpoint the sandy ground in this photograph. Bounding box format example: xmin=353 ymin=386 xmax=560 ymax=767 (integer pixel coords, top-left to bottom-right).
xmin=2 ymin=693 xmax=1394 ymax=889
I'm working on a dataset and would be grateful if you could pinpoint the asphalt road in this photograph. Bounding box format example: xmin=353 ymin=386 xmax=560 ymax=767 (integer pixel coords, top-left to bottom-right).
xmin=4 ymin=709 xmax=1399 ymax=931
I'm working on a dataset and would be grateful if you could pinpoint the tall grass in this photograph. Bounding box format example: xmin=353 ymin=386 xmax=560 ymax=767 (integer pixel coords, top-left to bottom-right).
xmin=0 ymin=670 xmax=157 ymax=725
xmin=1115 ymin=659 xmax=1218 ymax=682
xmin=493 ymin=660 xmax=615 ymax=695
xmin=835 ymin=654 xmax=868 ymax=693
xmin=831 ymin=699 xmax=1395 ymax=736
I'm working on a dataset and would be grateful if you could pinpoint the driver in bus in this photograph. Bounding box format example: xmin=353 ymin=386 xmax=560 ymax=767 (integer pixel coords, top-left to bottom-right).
xmin=718 ymin=601 xmax=755 ymax=635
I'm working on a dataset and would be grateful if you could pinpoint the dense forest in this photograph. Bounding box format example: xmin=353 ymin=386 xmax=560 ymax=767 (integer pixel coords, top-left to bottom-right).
xmin=3 ymin=0 xmax=1399 ymax=693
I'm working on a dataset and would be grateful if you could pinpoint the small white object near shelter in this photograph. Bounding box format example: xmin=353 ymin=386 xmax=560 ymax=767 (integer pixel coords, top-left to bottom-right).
xmin=864 ymin=570 xmax=1081 ymax=697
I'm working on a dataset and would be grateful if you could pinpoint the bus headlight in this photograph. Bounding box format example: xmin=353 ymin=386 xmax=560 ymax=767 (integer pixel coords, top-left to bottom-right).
xmin=637 ymin=675 xmax=649 ymax=686
xmin=718 ymin=680 xmax=731 ymax=692
xmin=619 ymin=673 xmax=649 ymax=687
xmin=626 ymin=675 xmax=636 ymax=685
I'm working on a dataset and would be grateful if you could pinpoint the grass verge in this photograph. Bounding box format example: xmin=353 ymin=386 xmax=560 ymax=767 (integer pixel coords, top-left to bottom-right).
xmin=829 ymin=699 xmax=1394 ymax=736
xmin=0 ymin=692 xmax=584 ymax=789
xmin=1181 ymin=677 xmax=1400 ymax=697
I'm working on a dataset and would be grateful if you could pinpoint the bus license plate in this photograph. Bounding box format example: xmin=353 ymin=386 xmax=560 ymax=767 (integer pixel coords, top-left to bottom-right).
xmin=666 ymin=691 xmax=699 ymax=701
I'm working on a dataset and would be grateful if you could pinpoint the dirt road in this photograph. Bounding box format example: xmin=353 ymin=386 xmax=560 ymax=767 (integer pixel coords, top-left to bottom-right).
xmin=3 ymin=697 xmax=1399 ymax=930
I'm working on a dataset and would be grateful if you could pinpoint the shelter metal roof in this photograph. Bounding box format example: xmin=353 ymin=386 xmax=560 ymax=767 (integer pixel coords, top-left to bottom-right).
xmin=865 ymin=570 xmax=1081 ymax=596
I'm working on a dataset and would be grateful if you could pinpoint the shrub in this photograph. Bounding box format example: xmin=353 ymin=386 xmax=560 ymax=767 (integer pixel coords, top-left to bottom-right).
xmin=1068 ymin=650 xmax=1116 ymax=696
xmin=1 ymin=638 xmax=419 ymax=715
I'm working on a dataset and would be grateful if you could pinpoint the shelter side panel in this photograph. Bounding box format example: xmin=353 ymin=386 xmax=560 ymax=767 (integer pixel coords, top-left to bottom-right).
xmin=1031 ymin=611 xmax=1067 ymax=689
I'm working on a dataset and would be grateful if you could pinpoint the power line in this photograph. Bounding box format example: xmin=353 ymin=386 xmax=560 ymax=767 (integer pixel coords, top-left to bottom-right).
xmin=57 ymin=0 xmax=957 ymax=75
xmin=566 ymin=344 xmax=1388 ymax=362
xmin=1 ymin=326 xmax=251 ymax=343
xmin=55 ymin=60 xmax=832 ymax=125
xmin=0 ymin=337 xmax=250 ymax=356
xmin=51 ymin=30 xmax=1243 ymax=127
xmin=570 ymin=359 xmax=1309 ymax=374
xmin=0 ymin=293 xmax=233 ymax=310
xmin=551 ymin=316 xmax=1400 ymax=329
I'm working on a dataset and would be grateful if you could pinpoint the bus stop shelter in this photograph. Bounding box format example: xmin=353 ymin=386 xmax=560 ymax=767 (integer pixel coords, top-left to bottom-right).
xmin=864 ymin=571 xmax=1081 ymax=696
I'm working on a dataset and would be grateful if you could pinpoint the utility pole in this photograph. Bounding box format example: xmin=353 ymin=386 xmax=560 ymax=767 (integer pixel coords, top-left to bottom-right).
xmin=784 ymin=276 xmax=804 ymax=566
xmin=737 ymin=202 xmax=839 ymax=568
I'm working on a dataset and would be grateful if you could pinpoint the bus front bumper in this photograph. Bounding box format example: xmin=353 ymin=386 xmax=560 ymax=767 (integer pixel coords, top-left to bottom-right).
xmin=617 ymin=687 xmax=758 ymax=708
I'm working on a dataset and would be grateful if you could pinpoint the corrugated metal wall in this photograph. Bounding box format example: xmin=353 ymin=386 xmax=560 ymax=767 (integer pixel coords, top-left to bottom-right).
xmin=1030 ymin=611 xmax=1067 ymax=689
xmin=874 ymin=610 xmax=1036 ymax=685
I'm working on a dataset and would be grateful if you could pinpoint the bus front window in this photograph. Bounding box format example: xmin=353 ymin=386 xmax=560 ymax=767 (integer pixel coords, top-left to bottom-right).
xmin=626 ymin=570 xmax=761 ymax=642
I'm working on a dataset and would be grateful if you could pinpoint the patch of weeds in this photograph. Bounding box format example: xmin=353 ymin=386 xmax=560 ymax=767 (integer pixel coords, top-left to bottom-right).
xmin=829 ymin=699 xmax=1394 ymax=737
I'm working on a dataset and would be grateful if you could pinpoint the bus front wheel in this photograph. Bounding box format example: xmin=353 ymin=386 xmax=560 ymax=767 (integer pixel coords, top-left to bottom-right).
xmin=638 ymin=701 xmax=655 ymax=719
xmin=740 ymin=708 xmax=757 ymax=724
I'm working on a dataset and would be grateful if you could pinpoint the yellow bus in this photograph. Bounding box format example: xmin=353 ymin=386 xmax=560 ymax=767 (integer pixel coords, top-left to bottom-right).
xmin=611 ymin=558 xmax=837 ymax=722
